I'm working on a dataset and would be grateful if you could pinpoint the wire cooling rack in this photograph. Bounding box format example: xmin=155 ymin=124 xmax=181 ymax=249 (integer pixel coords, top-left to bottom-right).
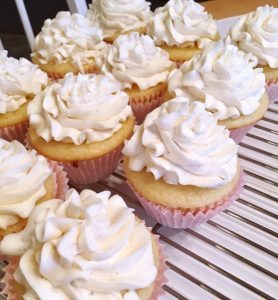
xmin=0 ymin=100 xmax=277 ymax=300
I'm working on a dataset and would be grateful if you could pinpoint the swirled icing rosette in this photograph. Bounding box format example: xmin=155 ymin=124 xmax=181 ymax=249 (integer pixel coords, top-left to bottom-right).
xmin=0 ymin=189 xmax=162 ymax=299
xmin=230 ymin=5 xmax=278 ymax=69
xmin=87 ymin=0 xmax=152 ymax=40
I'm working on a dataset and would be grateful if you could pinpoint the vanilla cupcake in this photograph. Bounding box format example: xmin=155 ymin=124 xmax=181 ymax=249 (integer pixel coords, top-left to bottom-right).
xmin=27 ymin=73 xmax=134 ymax=186
xmin=87 ymin=0 xmax=152 ymax=43
xmin=0 ymin=50 xmax=48 ymax=143
xmin=147 ymin=0 xmax=219 ymax=67
xmin=230 ymin=5 xmax=278 ymax=86
xmin=102 ymin=32 xmax=174 ymax=124
xmin=0 ymin=139 xmax=67 ymax=247
xmin=168 ymin=40 xmax=269 ymax=143
xmin=31 ymin=11 xmax=107 ymax=80
xmin=1 ymin=188 xmax=165 ymax=300
xmin=123 ymin=97 xmax=244 ymax=228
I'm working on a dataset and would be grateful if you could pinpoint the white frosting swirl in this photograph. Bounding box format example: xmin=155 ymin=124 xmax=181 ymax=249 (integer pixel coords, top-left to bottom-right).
xmin=28 ymin=73 xmax=132 ymax=145
xmin=148 ymin=0 xmax=218 ymax=47
xmin=123 ymin=97 xmax=238 ymax=188
xmin=230 ymin=5 xmax=278 ymax=68
xmin=0 ymin=50 xmax=48 ymax=114
xmin=101 ymin=32 xmax=174 ymax=90
xmin=1 ymin=189 xmax=157 ymax=300
xmin=32 ymin=11 xmax=107 ymax=71
xmin=168 ymin=41 xmax=266 ymax=120
xmin=0 ymin=139 xmax=51 ymax=230
xmin=87 ymin=0 xmax=152 ymax=38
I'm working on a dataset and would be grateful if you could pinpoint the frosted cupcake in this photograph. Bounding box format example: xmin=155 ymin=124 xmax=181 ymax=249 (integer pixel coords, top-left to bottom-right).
xmin=1 ymin=188 xmax=165 ymax=300
xmin=27 ymin=73 xmax=134 ymax=186
xmin=147 ymin=0 xmax=219 ymax=67
xmin=123 ymin=97 xmax=244 ymax=228
xmin=0 ymin=139 xmax=67 ymax=248
xmin=31 ymin=11 xmax=107 ymax=80
xmin=230 ymin=5 xmax=278 ymax=86
xmin=102 ymin=32 xmax=174 ymax=124
xmin=168 ymin=40 xmax=269 ymax=143
xmin=87 ymin=0 xmax=152 ymax=43
xmin=0 ymin=50 xmax=48 ymax=143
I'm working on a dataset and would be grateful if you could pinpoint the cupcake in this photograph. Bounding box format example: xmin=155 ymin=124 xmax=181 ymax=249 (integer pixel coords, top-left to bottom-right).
xmin=102 ymin=32 xmax=174 ymax=124
xmin=0 ymin=139 xmax=68 ymax=249
xmin=31 ymin=11 xmax=107 ymax=80
xmin=0 ymin=50 xmax=48 ymax=143
xmin=1 ymin=188 xmax=166 ymax=299
xmin=230 ymin=5 xmax=278 ymax=86
xmin=87 ymin=0 xmax=153 ymax=43
xmin=168 ymin=40 xmax=269 ymax=143
xmin=27 ymin=73 xmax=135 ymax=186
xmin=147 ymin=0 xmax=219 ymax=67
xmin=123 ymin=97 xmax=244 ymax=229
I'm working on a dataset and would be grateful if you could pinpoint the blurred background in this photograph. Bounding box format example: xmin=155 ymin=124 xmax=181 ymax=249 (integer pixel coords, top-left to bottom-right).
xmin=0 ymin=0 xmax=207 ymax=58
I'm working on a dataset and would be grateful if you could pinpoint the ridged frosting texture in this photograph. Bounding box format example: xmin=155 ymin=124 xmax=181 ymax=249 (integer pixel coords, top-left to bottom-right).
xmin=101 ymin=32 xmax=174 ymax=90
xmin=123 ymin=97 xmax=238 ymax=188
xmin=32 ymin=11 xmax=107 ymax=71
xmin=28 ymin=73 xmax=132 ymax=145
xmin=0 ymin=139 xmax=51 ymax=230
xmin=147 ymin=0 xmax=218 ymax=47
xmin=87 ymin=0 xmax=152 ymax=38
xmin=168 ymin=41 xmax=266 ymax=120
xmin=0 ymin=50 xmax=48 ymax=114
xmin=2 ymin=189 xmax=157 ymax=299
xmin=230 ymin=5 xmax=278 ymax=68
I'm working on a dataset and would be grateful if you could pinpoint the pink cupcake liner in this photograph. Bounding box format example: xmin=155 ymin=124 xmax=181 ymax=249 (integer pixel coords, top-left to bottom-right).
xmin=25 ymin=135 xmax=123 ymax=187
xmin=0 ymin=121 xmax=28 ymax=144
xmin=128 ymin=171 xmax=245 ymax=229
xmin=59 ymin=145 xmax=123 ymax=186
xmin=229 ymin=124 xmax=254 ymax=144
xmin=265 ymin=80 xmax=278 ymax=105
xmin=48 ymin=160 xmax=69 ymax=199
xmin=1 ymin=236 xmax=167 ymax=299
xmin=152 ymin=234 xmax=168 ymax=299
xmin=130 ymin=87 xmax=167 ymax=125
xmin=0 ymin=256 xmax=20 ymax=300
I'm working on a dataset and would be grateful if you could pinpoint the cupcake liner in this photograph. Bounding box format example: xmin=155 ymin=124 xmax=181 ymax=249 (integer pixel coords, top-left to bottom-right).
xmin=151 ymin=235 xmax=168 ymax=300
xmin=25 ymin=135 xmax=123 ymax=187
xmin=128 ymin=171 xmax=245 ymax=229
xmin=1 ymin=236 xmax=167 ymax=299
xmin=0 ymin=121 xmax=29 ymax=144
xmin=265 ymin=80 xmax=278 ymax=105
xmin=130 ymin=86 xmax=167 ymax=124
xmin=60 ymin=145 xmax=123 ymax=186
xmin=1 ymin=256 xmax=20 ymax=300
xmin=48 ymin=160 xmax=69 ymax=199
xmin=229 ymin=124 xmax=254 ymax=144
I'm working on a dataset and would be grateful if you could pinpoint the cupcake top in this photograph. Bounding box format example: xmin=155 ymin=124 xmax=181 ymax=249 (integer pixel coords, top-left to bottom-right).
xmin=1 ymin=188 xmax=158 ymax=299
xmin=230 ymin=5 xmax=278 ymax=68
xmin=101 ymin=32 xmax=174 ymax=90
xmin=32 ymin=11 xmax=107 ymax=71
xmin=147 ymin=0 xmax=218 ymax=47
xmin=0 ymin=50 xmax=48 ymax=114
xmin=168 ymin=40 xmax=266 ymax=120
xmin=0 ymin=139 xmax=52 ymax=231
xmin=123 ymin=97 xmax=238 ymax=188
xmin=28 ymin=73 xmax=132 ymax=145
xmin=87 ymin=0 xmax=152 ymax=39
